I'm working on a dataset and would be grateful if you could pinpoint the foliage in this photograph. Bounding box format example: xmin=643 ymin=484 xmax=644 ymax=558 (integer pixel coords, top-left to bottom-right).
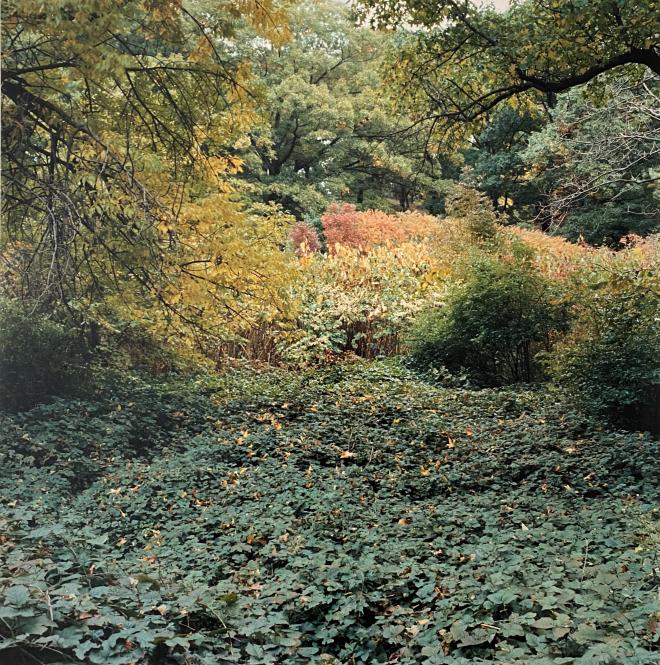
xmin=522 ymin=74 xmax=660 ymax=245
xmin=302 ymin=212 xmax=328 ymax=253
xmin=237 ymin=0 xmax=441 ymax=215
xmin=443 ymin=184 xmax=500 ymax=246
xmin=506 ymin=227 xmax=597 ymax=281
xmin=0 ymin=299 xmax=90 ymax=411
xmin=157 ymin=199 xmax=296 ymax=354
xmin=547 ymin=256 xmax=660 ymax=431
xmin=409 ymin=251 xmax=568 ymax=385
xmin=1 ymin=362 xmax=658 ymax=664
xmin=461 ymin=106 xmax=544 ymax=219
xmin=1 ymin=0 xmax=294 ymax=349
xmin=2 ymin=5 xmax=659 ymax=662
xmin=464 ymin=106 xmax=542 ymax=214
xmin=280 ymin=241 xmax=446 ymax=363
xmin=290 ymin=221 xmax=322 ymax=255
xmin=321 ymin=203 xmax=442 ymax=252
xmin=213 ymin=205 xmax=450 ymax=365
xmin=362 ymin=0 xmax=659 ymax=138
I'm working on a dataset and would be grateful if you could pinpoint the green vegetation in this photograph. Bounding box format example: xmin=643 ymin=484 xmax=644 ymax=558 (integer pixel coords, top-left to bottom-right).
xmin=1 ymin=1 xmax=658 ymax=663
xmin=2 ymin=363 xmax=658 ymax=664
xmin=548 ymin=263 xmax=660 ymax=430
xmin=409 ymin=252 xmax=567 ymax=386
xmin=238 ymin=2 xmax=438 ymax=215
xmin=0 ymin=300 xmax=90 ymax=411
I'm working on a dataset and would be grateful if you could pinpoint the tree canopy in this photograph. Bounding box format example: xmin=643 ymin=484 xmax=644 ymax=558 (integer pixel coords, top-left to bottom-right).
xmin=237 ymin=1 xmax=441 ymax=216
xmin=1 ymin=0 xmax=292 ymax=339
xmin=361 ymin=0 xmax=659 ymax=130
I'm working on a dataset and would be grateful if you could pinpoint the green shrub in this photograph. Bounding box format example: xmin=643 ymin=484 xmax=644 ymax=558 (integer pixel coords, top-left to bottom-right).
xmin=547 ymin=266 xmax=659 ymax=432
xmin=445 ymin=184 xmax=500 ymax=245
xmin=409 ymin=252 xmax=568 ymax=386
xmin=0 ymin=299 xmax=90 ymax=411
xmin=560 ymin=204 xmax=659 ymax=248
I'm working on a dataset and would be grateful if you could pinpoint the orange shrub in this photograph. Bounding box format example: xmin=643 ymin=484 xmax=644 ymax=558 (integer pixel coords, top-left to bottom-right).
xmin=321 ymin=203 xmax=442 ymax=252
xmin=290 ymin=221 xmax=321 ymax=255
xmin=396 ymin=211 xmax=443 ymax=241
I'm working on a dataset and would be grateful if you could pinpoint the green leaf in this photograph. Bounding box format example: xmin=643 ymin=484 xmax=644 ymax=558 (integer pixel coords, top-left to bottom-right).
xmin=5 ymin=585 xmax=31 ymax=607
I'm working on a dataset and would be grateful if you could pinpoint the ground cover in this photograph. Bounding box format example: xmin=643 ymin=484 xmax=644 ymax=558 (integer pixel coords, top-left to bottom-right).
xmin=1 ymin=362 xmax=658 ymax=664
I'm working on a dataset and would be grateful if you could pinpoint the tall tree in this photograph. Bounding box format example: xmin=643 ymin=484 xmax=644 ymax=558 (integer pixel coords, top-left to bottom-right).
xmin=521 ymin=74 xmax=659 ymax=245
xmin=461 ymin=106 xmax=543 ymax=218
xmin=1 ymin=0 xmax=293 ymax=344
xmin=237 ymin=0 xmax=441 ymax=216
xmin=360 ymin=0 xmax=659 ymax=132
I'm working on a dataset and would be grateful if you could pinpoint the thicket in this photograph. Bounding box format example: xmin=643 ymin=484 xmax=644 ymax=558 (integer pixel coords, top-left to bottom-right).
xmin=0 ymin=300 xmax=90 ymax=411
xmin=409 ymin=251 xmax=568 ymax=386
xmin=3 ymin=193 xmax=657 ymax=436
xmin=548 ymin=260 xmax=659 ymax=431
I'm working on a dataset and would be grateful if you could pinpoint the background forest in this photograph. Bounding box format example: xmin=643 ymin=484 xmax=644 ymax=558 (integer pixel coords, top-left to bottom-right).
xmin=1 ymin=1 xmax=659 ymax=663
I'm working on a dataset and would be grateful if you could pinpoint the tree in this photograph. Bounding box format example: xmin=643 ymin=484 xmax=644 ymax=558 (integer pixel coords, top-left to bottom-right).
xmin=521 ymin=74 xmax=659 ymax=244
xmin=461 ymin=106 xmax=543 ymax=219
xmin=237 ymin=0 xmax=442 ymax=216
xmin=1 ymin=0 xmax=292 ymax=345
xmin=360 ymin=0 xmax=659 ymax=133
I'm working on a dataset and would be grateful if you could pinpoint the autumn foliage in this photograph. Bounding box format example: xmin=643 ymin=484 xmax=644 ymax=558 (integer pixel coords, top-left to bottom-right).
xmin=320 ymin=203 xmax=441 ymax=252
xmin=289 ymin=221 xmax=322 ymax=255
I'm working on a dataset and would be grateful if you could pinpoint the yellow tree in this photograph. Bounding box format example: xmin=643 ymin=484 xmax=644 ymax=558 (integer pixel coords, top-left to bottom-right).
xmin=1 ymin=0 xmax=294 ymax=349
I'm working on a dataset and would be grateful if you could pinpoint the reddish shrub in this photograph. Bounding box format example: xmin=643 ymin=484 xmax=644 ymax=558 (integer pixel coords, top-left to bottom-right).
xmin=290 ymin=221 xmax=321 ymax=255
xmin=321 ymin=204 xmax=441 ymax=252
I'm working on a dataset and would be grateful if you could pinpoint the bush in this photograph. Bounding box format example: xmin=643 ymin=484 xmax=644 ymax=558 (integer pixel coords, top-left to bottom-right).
xmin=280 ymin=242 xmax=446 ymax=363
xmin=409 ymin=252 xmax=568 ymax=386
xmin=320 ymin=203 xmax=442 ymax=253
xmin=561 ymin=203 xmax=659 ymax=248
xmin=547 ymin=265 xmax=659 ymax=432
xmin=2 ymin=362 xmax=658 ymax=664
xmin=0 ymin=300 xmax=90 ymax=411
xmin=444 ymin=184 xmax=500 ymax=245
xmin=289 ymin=220 xmax=321 ymax=255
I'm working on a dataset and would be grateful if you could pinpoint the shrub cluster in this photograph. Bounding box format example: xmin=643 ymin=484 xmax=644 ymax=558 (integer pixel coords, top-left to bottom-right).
xmin=547 ymin=262 xmax=659 ymax=431
xmin=409 ymin=250 xmax=568 ymax=386
xmin=0 ymin=300 xmax=90 ymax=411
xmin=280 ymin=242 xmax=446 ymax=363
xmin=320 ymin=203 xmax=442 ymax=252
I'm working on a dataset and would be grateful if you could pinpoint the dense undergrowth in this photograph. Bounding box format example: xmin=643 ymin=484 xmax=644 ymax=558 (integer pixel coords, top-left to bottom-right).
xmin=1 ymin=361 xmax=658 ymax=664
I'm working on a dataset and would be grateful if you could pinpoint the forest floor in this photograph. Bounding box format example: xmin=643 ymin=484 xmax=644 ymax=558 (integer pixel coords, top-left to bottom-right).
xmin=1 ymin=361 xmax=658 ymax=664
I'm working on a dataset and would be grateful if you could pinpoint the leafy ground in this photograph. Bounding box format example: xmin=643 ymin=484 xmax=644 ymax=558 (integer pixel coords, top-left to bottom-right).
xmin=1 ymin=361 xmax=658 ymax=664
